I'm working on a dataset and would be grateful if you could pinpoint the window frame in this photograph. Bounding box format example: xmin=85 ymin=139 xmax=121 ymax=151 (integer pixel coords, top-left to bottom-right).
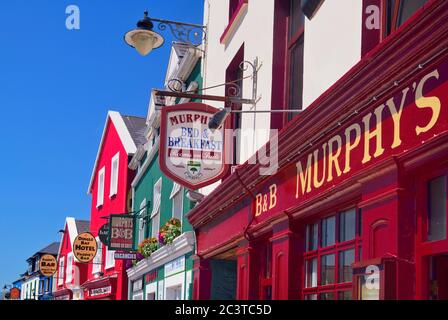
xmin=109 ymin=152 xmax=120 ymax=198
xmin=65 ymin=253 xmax=73 ymax=284
xmin=58 ymin=256 xmax=65 ymax=286
xmin=105 ymin=245 xmax=115 ymax=270
xmin=171 ymin=188 xmax=184 ymax=223
xmin=96 ymin=167 xmax=106 ymax=208
xmin=137 ymin=198 xmax=147 ymax=245
xmin=302 ymin=207 xmax=362 ymax=300
xmin=284 ymin=0 xmax=305 ymax=125
xmin=92 ymin=237 xmax=103 ymax=275
xmin=381 ymin=0 xmax=430 ymax=39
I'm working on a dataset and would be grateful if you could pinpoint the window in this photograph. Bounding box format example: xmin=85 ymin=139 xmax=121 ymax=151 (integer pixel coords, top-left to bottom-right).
xmin=58 ymin=257 xmax=65 ymax=285
xmin=65 ymin=253 xmax=73 ymax=283
xmin=151 ymin=178 xmax=162 ymax=239
xmin=152 ymin=212 xmax=160 ymax=239
xmin=110 ymin=152 xmax=119 ymax=197
xmin=339 ymin=249 xmax=355 ymax=283
xmin=45 ymin=279 xmax=50 ymax=292
xmin=321 ymin=254 xmax=335 ymax=285
xmin=321 ymin=216 xmax=336 ymax=247
xmin=105 ymin=246 xmax=115 ymax=270
xmin=97 ymin=167 xmax=105 ymax=208
xmin=427 ymin=176 xmax=447 ymax=241
xmin=303 ymin=207 xmax=361 ymax=300
xmin=340 ymin=208 xmax=356 ymax=242
xmin=384 ymin=0 xmax=429 ymax=37
xmin=171 ymin=186 xmax=184 ymax=222
xmin=286 ymin=0 xmax=305 ymax=122
xmin=225 ymin=45 xmax=244 ymax=168
xmin=305 ymin=258 xmax=318 ymax=288
xmin=306 ymin=223 xmax=318 ymax=251
xmin=92 ymin=237 xmax=102 ymax=275
xmin=137 ymin=199 xmax=147 ymax=245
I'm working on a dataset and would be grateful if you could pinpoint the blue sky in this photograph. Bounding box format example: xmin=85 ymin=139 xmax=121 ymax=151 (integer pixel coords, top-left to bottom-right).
xmin=0 ymin=1 xmax=203 ymax=287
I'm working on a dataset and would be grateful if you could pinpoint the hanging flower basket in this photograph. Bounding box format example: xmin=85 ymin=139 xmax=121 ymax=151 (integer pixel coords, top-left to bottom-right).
xmin=137 ymin=238 xmax=159 ymax=258
xmin=158 ymin=218 xmax=181 ymax=245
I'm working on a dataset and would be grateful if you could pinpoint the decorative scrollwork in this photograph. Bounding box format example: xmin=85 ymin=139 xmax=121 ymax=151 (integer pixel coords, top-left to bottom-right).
xmin=167 ymin=78 xmax=185 ymax=93
xmin=155 ymin=21 xmax=205 ymax=46
xmin=239 ymin=60 xmax=256 ymax=74
xmin=226 ymin=82 xmax=242 ymax=98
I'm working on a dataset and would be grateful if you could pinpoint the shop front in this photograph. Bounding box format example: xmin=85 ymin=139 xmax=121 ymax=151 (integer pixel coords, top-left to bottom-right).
xmin=188 ymin=1 xmax=448 ymax=300
xmin=82 ymin=275 xmax=117 ymax=300
xmin=127 ymin=232 xmax=195 ymax=300
xmin=53 ymin=288 xmax=72 ymax=301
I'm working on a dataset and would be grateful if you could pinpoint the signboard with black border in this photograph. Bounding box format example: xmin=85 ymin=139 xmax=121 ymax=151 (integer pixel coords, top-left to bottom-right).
xmin=108 ymin=214 xmax=135 ymax=251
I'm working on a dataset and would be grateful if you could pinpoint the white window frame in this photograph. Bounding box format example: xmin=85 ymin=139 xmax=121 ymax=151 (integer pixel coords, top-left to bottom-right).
xmin=151 ymin=178 xmax=162 ymax=238
xmin=92 ymin=237 xmax=102 ymax=275
xmin=97 ymin=167 xmax=105 ymax=208
xmin=105 ymin=245 xmax=115 ymax=270
xmin=171 ymin=187 xmax=184 ymax=222
xmin=138 ymin=199 xmax=147 ymax=244
xmin=58 ymin=257 xmax=65 ymax=285
xmin=65 ymin=253 xmax=73 ymax=284
xmin=110 ymin=152 xmax=120 ymax=198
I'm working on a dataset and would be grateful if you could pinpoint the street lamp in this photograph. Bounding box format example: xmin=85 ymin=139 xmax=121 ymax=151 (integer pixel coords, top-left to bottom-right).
xmin=124 ymin=11 xmax=165 ymax=56
xmin=124 ymin=11 xmax=206 ymax=56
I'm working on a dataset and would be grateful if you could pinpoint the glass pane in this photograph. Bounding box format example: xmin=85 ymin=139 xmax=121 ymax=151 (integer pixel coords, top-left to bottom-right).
xmin=306 ymin=223 xmax=318 ymax=251
xmin=321 ymin=216 xmax=336 ymax=247
xmin=320 ymin=292 xmax=335 ymax=300
xmin=290 ymin=0 xmax=305 ymax=39
xmin=340 ymin=208 xmax=356 ymax=242
xmin=304 ymin=294 xmax=317 ymax=300
xmin=338 ymin=291 xmax=352 ymax=300
xmin=428 ymin=176 xmax=447 ymax=241
xmin=339 ymin=249 xmax=355 ymax=283
xmin=321 ymin=254 xmax=335 ymax=285
xmin=305 ymin=258 xmax=318 ymax=288
xmin=397 ymin=0 xmax=429 ymax=28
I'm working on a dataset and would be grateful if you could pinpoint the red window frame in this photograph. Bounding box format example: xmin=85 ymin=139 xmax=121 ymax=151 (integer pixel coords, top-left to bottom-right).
xmin=284 ymin=0 xmax=305 ymax=126
xmin=415 ymin=166 xmax=448 ymax=299
xmin=302 ymin=207 xmax=362 ymax=300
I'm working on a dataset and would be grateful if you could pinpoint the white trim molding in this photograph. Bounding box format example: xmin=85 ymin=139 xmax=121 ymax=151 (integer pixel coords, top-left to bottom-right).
xmin=126 ymin=231 xmax=195 ymax=281
xmin=87 ymin=111 xmax=138 ymax=194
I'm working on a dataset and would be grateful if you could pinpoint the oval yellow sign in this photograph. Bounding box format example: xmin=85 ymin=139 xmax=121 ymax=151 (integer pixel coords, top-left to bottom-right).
xmin=73 ymin=232 xmax=98 ymax=263
xmin=39 ymin=254 xmax=58 ymax=277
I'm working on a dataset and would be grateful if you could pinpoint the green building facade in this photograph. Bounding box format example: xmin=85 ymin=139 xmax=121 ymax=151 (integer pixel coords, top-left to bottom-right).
xmin=126 ymin=48 xmax=202 ymax=300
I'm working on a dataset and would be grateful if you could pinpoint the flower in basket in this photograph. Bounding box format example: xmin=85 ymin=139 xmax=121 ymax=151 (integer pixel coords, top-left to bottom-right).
xmin=137 ymin=238 xmax=159 ymax=258
xmin=159 ymin=218 xmax=182 ymax=245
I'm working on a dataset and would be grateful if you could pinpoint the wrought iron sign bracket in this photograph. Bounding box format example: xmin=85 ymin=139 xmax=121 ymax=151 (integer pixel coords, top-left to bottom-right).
xmin=155 ymin=58 xmax=262 ymax=107
xmin=150 ymin=16 xmax=207 ymax=47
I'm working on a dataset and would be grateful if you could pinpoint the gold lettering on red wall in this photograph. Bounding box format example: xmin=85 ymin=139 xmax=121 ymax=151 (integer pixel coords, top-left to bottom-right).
xmin=294 ymin=68 xmax=444 ymax=199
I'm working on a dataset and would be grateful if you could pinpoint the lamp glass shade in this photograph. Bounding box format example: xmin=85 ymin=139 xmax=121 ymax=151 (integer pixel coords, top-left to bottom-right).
xmin=125 ymin=29 xmax=164 ymax=56
xmin=132 ymin=32 xmax=157 ymax=56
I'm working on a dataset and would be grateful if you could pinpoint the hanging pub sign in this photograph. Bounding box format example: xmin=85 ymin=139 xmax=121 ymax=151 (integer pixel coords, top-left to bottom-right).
xmin=98 ymin=223 xmax=110 ymax=246
xmin=159 ymin=102 xmax=230 ymax=190
xmin=73 ymin=232 xmax=98 ymax=263
xmin=39 ymin=254 xmax=57 ymax=277
xmin=108 ymin=214 xmax=135 ymax=251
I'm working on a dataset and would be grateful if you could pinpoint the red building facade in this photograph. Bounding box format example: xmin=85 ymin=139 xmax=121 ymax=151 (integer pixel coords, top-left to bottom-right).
xmin=83 ymin=111 xmax=146 ymax=300
xmin=53 ymin=218 xmax=90 ymax=300
xmin=188 ymin=0 xmax=448 ymax=300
